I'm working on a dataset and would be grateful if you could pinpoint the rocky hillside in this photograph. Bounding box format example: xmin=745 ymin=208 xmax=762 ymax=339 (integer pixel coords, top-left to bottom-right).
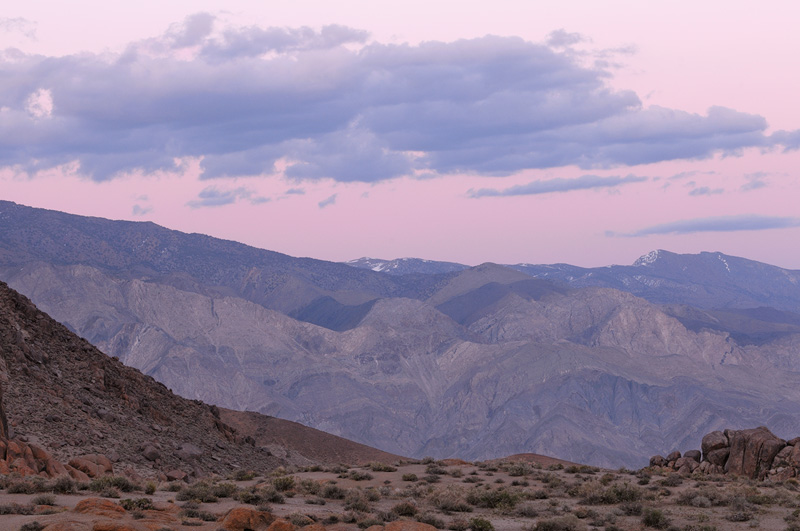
xmin=3 ymin=201 xmax=800 ymax=469
xmin=0 ymin=280 xmax=402 ymax=480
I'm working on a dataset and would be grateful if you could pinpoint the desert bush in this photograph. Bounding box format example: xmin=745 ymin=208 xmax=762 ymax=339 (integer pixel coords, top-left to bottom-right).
xmin=120 ymin=498 xmax=154 ymax=511
xmin=578 ymin=481 xmax=640 ymax=505
xmin=144 ymin=481 xmax=156 ymax=495
xmin=466 ymin=488 xmax=520 ymax=509
xmin=176 ymin=483 xmax=217 ymax=503
xmin=370 ymin=462 xmax=397 ymax=472
xmin=7 ymin=480 xmax=38 ymax=494
xmin=415 ymin=512 xmax=446 ymax=528
xmin=659 ymin=475 xmax=683 ymax=487
xmin=299 ymin=478 xmax=321 ymax=495
xmin=272 ymin=475 xmax=295 ymax=492
xmin=89 ymin=476 xmax=135 ymax=493
xmin=642 ymin=508 xmax=670 ymax=529
xmin=423 ymin=475 xmax=441 ymax=484
xmin=305 ymin=497 xmax=326 ymax=505
xmin=431 ymin=486 xmax=473 ymax=513
xmin=322 ymin=484 xmax=346 ymax=499
xmin=19 ymin=523 xmax=45 ymax=531
xmin=232 ymin=469 xmax=256 ymax=481
xmin=468 ymin=516 xmax=494 ymax=531
xmin=402 ymin=473 xmax=418 ymax=482
xmin=212 ymin=482 xmax=238 ymax=498
xmin=426 ymin=464 xmax=448 ymax=475
xmin=618 ymin=502 xmax=643 ymax=516
xmin=0 ymin=504 xmax=34 ymax=515
xmin=31 ymin=494 xmax=56 ymax=506
xmin=52 ymin=476 xmax=75 ymax=494
xmin=344 ymin=491 xmax=372 ymax=512
xmin=348 ymin=470 xmax=374 ymax=481
xmin=287 ymin=513 xmax=315 ymax=526
xmin=511 ymin=480 xmax=529 ymax=487
xmin=391 ymin=500 xmax=418 ymax=516
xmin=529 ymin=515 xmax=584 ymax=531
xmin=99 ymin=486 xmax=120 ymax=498
xmin=515 ymin=503 xmax=538 ymax=517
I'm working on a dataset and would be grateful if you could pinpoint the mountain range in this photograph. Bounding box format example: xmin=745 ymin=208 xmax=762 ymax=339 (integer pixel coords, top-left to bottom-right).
xmin=2 ymin=199 xmax=800 ymax=468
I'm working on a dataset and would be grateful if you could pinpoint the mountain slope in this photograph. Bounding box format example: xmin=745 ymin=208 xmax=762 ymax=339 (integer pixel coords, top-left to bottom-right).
xmin=4 ymin=203 xmax=800 ymax=468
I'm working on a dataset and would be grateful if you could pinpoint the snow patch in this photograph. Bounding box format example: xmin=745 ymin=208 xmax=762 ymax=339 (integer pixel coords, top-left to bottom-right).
xmin=717 ymin=254 xmax=731 ymax=273
xmin=634 ymin=250 xmax=660 ymax=266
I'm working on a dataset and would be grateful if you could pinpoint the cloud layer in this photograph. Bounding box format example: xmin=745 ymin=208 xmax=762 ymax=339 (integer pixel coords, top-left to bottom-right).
xmin=620 ymin=215 xmax=800 ymax=237
xmin=0 ymin=14 xmax=797 ymax=182
xmin=469 ymin=174 xmax=647 ymax=197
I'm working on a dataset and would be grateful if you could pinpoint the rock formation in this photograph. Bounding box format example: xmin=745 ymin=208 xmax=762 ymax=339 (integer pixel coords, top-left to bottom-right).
xmin=650 ymin=426 xmax=800 ymax=480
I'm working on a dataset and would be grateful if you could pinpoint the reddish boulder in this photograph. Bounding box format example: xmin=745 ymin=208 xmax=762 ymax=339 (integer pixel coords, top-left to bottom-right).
xmin=725 ymin=426 xmax=785 ymax=479
xmin=649 ymin=455 xmax=666 ymax=467
xmin=666 ymin=451 xmax=681 ymax=461
xmin=268 ymin=519 xmax=295 ymax=531
xmin=220 ymin=507 xmax=274 ymax=530
xmin=384 ymin=522 xmax=439 ymax=531
xmin=74 ymin=498 xmax=126 ymax=518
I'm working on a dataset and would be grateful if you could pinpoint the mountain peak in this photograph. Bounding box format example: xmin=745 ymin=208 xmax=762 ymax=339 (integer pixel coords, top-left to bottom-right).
xmin=633 ymin=249 xmax=664 ymax=267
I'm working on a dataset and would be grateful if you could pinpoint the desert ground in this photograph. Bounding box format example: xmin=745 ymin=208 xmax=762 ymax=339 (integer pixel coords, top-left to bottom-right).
xmin=3 ymin=456 xmax=800 ymax=531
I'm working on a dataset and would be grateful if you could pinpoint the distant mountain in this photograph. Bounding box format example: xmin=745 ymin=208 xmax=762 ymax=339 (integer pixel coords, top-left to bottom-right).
xmin=510 ymin=249 xmax=800 ymax=313
xmin=4 ymin=201 xmax=800 ymax=469
xmin=346 ymin=257 xmax=469 ymax=275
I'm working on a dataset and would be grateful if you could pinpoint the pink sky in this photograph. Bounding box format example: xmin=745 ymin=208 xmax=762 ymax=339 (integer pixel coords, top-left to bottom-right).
xmin=1 ymin=1 xmax=799 ymax=268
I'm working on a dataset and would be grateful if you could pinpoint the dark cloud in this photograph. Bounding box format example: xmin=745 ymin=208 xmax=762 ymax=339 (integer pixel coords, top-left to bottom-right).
xmin=469 ymin=174 xmax=646 ymax=198
xmin=186 ymin=186 xmax=269 ymax=208
xmin=0 ymin=18 xmax=797 ymax=183
xmin=318 ymin=194 xmax=337 ymax=208
xmin=618 ymin=215 xmax=800 ymax=237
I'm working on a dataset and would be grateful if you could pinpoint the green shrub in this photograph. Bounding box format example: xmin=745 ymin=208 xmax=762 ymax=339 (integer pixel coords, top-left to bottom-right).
xmin=176 ymin=483 xmax=217 ymax=503
xmin=402 ymin=473 xmax=419 ymax=482
xmin=322 ymin=484 xmax=346 ymax=499
xmin=212 ymin=482 xmax=238 ymax=498
xmin=19 ymin=522 xmax=45 ymax=531
xmin=89 ymin=476 xmax=135 ymax=493
xmin=31 ymin=494 xmax=56 ymax=506
xmin=233 ymin=469 xmax=256 ymax=481
xmin=53 ymin=476 xmax=76 ymax=494
xmin=416 ymin=512 xmax=446 ymax=528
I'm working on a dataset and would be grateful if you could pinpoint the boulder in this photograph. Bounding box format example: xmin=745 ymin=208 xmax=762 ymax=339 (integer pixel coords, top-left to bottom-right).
xmin=384 ymin=522 xmax=439 ymax=531
xmin=701 ymin=431 xmax=729 ymax=458
xmin=789 ymin=445 xmax=800 ymax=467
xmin=220 ymin=507 xmax=274 ymax=530
xmin=268 ymin=519 xmax=295 ymax=531
xmin=706 ymin=448 xmax=730 ymax=467
xmin=649 ymin=455 xmax=666 ymax=467
xmin=674 ymin=457 xmax=699 ymax=471
xmin=141 ymin=445 xmax=160 ymax=462
xmin=725 ymin=426 xmax=785 ymax=479
xmin=165 ymin=469 xmax=187 ymax=482
xmin=684 ymin=450 xmax=701 ymax=463
xmin=73 ymin=498 xmax=126 ymax=518
xmin=666 ymin=451 xmax=681 ymax=462
xmin=176 ymin=442 xmax=203 ymax=460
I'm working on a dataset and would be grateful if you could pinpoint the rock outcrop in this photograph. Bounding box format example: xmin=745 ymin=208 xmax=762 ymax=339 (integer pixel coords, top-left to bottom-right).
xmin=650 ymin=426 xmax=799 ymax=480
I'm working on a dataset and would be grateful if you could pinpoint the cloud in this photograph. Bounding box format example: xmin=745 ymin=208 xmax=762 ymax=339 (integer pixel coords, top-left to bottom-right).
xmin=318 ymin=194 xmax=337 ymax=208
xmin=469 ymin=174 xmax=647 ymax=198
xmin=546 ymin=29 xmax=587 ymax=48
xmin=741 ymin=172 xmax=769 ymax=192
xmin=186 ymin=186 xmax=269 ymax=208
xmin=617 ymin=215 xmax=800 ymax=237
xmin=132 ymin=204 xmax=152 ymax=216
xmin=285 ymin=187 xmax=305 ymax=195
xmin=0 ymin=17 xmax=36 ymax=39
xmin=0 ymin=18 xmax=797 ymax=182
xmin=688 ymin=186 xmax=723 ymax=196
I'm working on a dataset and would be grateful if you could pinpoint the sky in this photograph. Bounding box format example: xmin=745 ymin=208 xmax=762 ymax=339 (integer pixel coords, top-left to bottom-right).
xmin=2 ymin=1 xmax=800 ymax=268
